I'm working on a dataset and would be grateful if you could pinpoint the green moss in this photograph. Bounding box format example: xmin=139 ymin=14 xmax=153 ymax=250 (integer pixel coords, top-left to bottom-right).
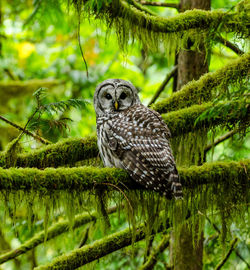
xmin=0 ymin=206 xmax=118 ymax=264
xmin=0 ymin=159 xmax=248 ymax=191
xmin=76 ymin=0 xmax=249 ymax=52
xmin=151 ymin=53 xmax=250 ymax=114
xmin=0 ymin=136 xmax=98 ymax=168
xmin=162 ymin=99 xmax=249 ymax=137
xmin=34 ymin=222 xmax=148 ymax=270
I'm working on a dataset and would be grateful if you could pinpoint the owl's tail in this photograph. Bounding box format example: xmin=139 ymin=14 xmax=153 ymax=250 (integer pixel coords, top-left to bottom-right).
xmin=170 ymin=173 xmax=183 ymax=199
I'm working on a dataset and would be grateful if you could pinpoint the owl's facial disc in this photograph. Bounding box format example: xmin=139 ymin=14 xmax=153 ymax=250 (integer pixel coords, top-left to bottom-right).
xmin=94 ymin=79 xmax=141 ymax=115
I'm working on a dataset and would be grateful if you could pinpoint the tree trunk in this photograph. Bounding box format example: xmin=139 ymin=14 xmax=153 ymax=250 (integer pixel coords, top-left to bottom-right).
xmin=171 ymin=0 xmax=210 ymax=269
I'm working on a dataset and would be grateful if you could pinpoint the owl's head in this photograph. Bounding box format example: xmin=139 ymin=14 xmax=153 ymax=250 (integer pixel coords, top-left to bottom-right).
xmin=94 ymin=79 xmax=140 ymax=115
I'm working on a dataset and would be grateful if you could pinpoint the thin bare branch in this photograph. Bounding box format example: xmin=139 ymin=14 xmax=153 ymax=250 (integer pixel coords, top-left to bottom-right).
xmin=217 ymin=35 xmax=244 ymax=55
xmin=139 ymin=1 xmax=179 ymax=9
xmin=0 ymin=115 xmax=51 ymax=145
xmin=215 ymin=238 xmax=238 ymax=270
xmin=204 ymin=129 xmax=239 ymax=154
xmin=148 ymin=66 xmax=177 ymax=106
xmin=139 ymin=235 xmax=170 ymax=270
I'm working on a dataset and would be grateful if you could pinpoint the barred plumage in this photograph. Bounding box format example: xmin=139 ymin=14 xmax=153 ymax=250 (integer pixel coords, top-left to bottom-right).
xmin=94 ymin=79 xmax=182 ymax=199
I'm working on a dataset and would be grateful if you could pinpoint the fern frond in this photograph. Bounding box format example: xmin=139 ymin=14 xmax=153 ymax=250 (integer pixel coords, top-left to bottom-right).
xmin=41 ymin=98 xmax=88 ymax=114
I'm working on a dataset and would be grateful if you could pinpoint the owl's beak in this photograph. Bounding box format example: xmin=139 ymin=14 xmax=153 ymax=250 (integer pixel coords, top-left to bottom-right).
xmin=114 ymin=101 xmax=119 ymax=111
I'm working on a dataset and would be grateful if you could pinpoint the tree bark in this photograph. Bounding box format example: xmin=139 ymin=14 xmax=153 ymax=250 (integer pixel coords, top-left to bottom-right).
xmin=171 ymin=1 xmax=211 ymax=269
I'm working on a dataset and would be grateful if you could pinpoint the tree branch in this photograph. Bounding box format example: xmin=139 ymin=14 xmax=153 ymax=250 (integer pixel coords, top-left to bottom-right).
xmin=215 ymin=238 xmax=238 ymax=270
xmin=204 ymin=129 xmax=239 ymax=154
xmin=151 ymin=53 xmax=250 ymax=114
xmin=148 ymin=66 xmax=177 ymax=106
xmin=0 ymin=115 xmax=51 ymax=145
xmin=216 ymin=35 xmax=244 ymax=55
xmin=0 ymin=206 xmax=118 ymax=265
xmin=0 ymin=160 xmax=248 ymax=191
xmin=139 ymin=235 xmax=170 ymax=270
xmin=139 ymin=1 xmax=179 ymax=9
xmin=34 ymin=220 xmax=167 ymax=270
xmin=0 ymin=136 xmax=98 ymax=168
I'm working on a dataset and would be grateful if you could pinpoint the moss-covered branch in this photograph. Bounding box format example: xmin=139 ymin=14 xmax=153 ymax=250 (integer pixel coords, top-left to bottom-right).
xmin=0 ymin=79 xmax=63 ymax=104
xmin=0 ymin=136 xmax=98 ymax=168
xmin=163 ymin=99 xmax=249 ymax=137
xmin=0 ymin=160 xmax=248 ymax=191
xmin=78 ymin=0 xmax=249 ymax=52
xmin=34 ymin=221 xmax=166 ymax=270
xmin=151 ymin=53 xmax=250 ymax=114
xmin=83 ymin=0 xmax=248 ymax=35
xmin=0 ymin=206 xmax=117 ymax=265
xmin=0 ymin=98 xmax=248 ymax=168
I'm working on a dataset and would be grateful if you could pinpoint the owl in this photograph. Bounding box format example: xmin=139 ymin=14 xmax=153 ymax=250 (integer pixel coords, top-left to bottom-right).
xmin=94 ymin=79 xmax=182 ymax=199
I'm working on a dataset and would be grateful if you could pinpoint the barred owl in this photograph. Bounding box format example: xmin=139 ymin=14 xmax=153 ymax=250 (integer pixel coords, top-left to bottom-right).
xmin=94 ymin=79 xmax=182 ymax=199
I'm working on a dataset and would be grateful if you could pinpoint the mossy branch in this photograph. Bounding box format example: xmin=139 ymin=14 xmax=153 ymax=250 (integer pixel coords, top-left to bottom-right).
xmin=139 ymin=235 xmax=170 ymax=270
xmin=0 ymin=136 xmax=98 ymax=168
xmin=0 ymin=98 xmax=248 ymax=168
xmin=84 ymin=0 xmax=247 ymax=35
xmin=34 ymin=221 xmax=166 ymax=270
xmin=151 ymin=53 xmax=250 ymax=114
xmin=0 ymin=206 xmax=117 ymax=265
xmin=0 ymin=160 xmax=248 ymax=191
xmin=0 ymin=79 xmax=63 ymax=105
xmin=163 ymin=99 xmax=249 ymax=137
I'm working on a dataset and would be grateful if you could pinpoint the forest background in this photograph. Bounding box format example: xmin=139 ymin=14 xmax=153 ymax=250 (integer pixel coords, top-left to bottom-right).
xmin=0 ymin=0 xmax=249 ymax=269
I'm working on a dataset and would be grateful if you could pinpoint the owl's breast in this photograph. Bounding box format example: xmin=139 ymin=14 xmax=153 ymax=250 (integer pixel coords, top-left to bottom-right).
xmin=97 ymin=118 xmax=123 ymax=168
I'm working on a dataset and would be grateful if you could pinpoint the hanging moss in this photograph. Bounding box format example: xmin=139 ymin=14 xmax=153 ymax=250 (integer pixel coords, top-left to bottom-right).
xmin=151 ymin=53 xmax=250 ymax=114
xmin=76 ymin=0 xmax=249 ymax=53
xmin=0 ymin=206 xmax=118 ymax=265
xmin=0 ymin=136 xmax=98 ymax=169
xmin=34 ymin=222 xmax=149 ymax=270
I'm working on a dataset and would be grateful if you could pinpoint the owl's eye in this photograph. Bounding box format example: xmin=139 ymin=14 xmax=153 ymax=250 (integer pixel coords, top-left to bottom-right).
xmin=120 ymin=92 xmax=127 ymax=100
xmin=105 ymin=93 xmax=112 ymax=100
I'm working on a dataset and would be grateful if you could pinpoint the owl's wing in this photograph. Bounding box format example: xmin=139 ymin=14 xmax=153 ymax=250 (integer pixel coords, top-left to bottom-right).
xmin=108 ymin=105 xmax=182 ymax=199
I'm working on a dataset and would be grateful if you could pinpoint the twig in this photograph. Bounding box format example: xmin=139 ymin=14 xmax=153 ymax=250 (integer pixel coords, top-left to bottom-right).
xmin=204 ymin=129 xmax=239 ymax=154
xmin=139 ymin=235 xmax=170 ymax=270
xmin=148 ymin=66 xmax=177 ymax=106
xmin=0 ymin=115 xmax=50 ymax=145
xmin=215 ymin=238 xmax=238 ymax=270
xmin=205 ymin=216 xmax=250 ymax=268
xmin=101 ymin=182 xmax=134 ymax=216
xmin=76 ymin=2 xmax=89 ymax=78
xmin=139 ymin=1 xmax=179 ymax=9
xmin=131 ymin=0 xmax=157 ymax=16
xmin=216 ymin=35 xmax=244 ymax=55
